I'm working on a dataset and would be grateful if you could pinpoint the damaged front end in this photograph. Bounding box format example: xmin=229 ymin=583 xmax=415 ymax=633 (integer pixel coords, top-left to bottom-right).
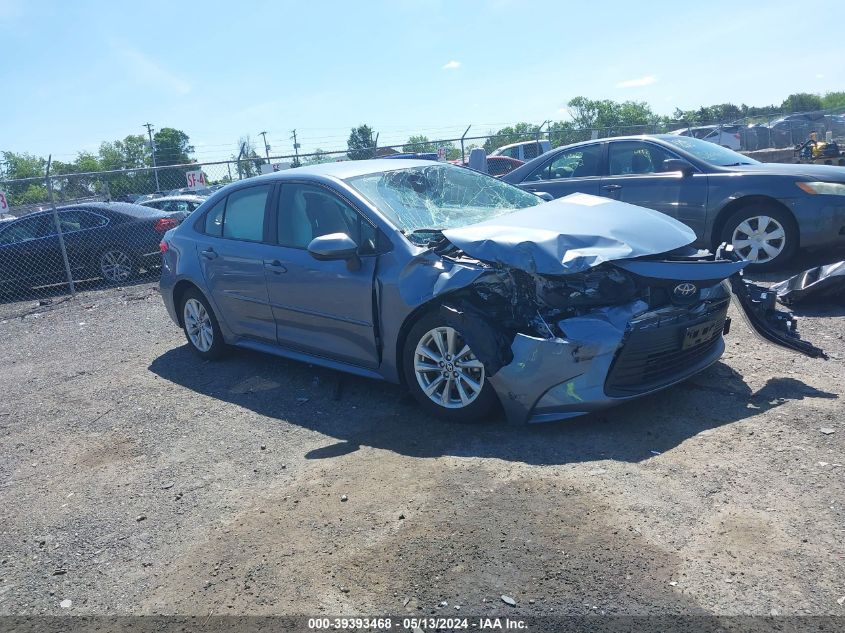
xmin=423 ymin=239 xmax=826 ymax=424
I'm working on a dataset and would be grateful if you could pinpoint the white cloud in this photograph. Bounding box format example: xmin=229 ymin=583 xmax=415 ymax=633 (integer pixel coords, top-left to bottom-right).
xmin=442 ymin=60 xmax=461 ymax=70
xmin=116 ymin=45 xmax=191 ymax=95
xmin=617 ymin=75 xmax=657 ymax=88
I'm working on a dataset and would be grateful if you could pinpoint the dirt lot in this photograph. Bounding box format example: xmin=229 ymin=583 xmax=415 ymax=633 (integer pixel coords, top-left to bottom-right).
xmin=0 ymin=258 xmax=843 ymax=621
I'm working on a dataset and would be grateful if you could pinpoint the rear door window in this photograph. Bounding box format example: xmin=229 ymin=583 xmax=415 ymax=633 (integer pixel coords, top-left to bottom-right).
xmin=202 ymin=199 xmax=225 ymax=237
xmin=222 ymin=185 xmax=271 ymax=241
xmin=58 ymin=210 xmax=107 ymax=232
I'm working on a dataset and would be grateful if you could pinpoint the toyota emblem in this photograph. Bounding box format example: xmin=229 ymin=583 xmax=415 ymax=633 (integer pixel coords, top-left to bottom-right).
xmin=673 ymin=282 xmax=698 ymax=298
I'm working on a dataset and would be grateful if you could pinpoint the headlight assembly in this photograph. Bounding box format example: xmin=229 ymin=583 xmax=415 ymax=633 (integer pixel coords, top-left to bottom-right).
xmin=796 ymin=181 xmax=845 ymax=196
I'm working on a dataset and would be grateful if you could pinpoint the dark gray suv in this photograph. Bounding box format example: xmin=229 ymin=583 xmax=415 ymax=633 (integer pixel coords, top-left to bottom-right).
xmin=502 ymin=135 xmax=845 ymax=269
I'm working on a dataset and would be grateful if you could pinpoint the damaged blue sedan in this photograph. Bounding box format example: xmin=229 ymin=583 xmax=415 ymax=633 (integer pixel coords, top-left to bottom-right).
xmin=158 ymin=160 xmax=825 ymax=424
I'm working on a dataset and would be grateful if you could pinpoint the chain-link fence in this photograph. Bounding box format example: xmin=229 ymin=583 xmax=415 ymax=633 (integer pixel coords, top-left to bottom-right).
xmin=2 ymin=108 xmax=845 ymax=315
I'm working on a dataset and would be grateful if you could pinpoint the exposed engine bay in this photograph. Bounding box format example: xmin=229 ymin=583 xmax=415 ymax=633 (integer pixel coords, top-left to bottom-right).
xmin=425 ymin=236 xmax=827 ymax=376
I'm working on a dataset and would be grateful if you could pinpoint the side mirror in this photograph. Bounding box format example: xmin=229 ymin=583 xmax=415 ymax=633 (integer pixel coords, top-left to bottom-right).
xmin=662 ymin=158 xmax=695 ymax=177
xmin=533 ymin=191 xmax=554 ymax=202
xmin=307 ymin=232 xmax=361 ymax=271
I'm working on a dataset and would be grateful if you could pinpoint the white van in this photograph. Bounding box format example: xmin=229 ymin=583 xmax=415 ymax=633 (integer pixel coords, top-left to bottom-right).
xmin=490 ymin=139 xmax=552 ymax=161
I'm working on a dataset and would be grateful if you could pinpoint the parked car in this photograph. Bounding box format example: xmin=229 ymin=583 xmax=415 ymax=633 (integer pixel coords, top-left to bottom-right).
xmin=158 ymin=160 xmax=822 ymax=424
xmin=669 ymin=125 xmax=741 ymax=150
xmin=501 ymin=135 xmax=845 ymax=268
xmin=451 ymin=156 xmax=525 ymax=177
xmin=383 ymin=153 xmax=439 ymax=161
xmin=490 ymin=139 xmax=551 ymax=161
xmin=134 ymin=192 xmax=166 ymax=204
xmin=137 ymin=195 xmax=207 ymax=215
xmin=0 ymin=202 xmax=179 ymax=293
xmin=166 ymin=186 xmax=215 ymax=197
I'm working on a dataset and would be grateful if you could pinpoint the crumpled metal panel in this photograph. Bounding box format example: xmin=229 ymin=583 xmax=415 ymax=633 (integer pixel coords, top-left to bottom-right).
xmin=770 ymin=260 xmax=845 ymax=305
xmin=396 ymin=251 xmax=488 ymax=306
xmin=489 ymin=300 xmax=650 ymax=425
xmin=441 ymin=193 xmax=696 ymax=275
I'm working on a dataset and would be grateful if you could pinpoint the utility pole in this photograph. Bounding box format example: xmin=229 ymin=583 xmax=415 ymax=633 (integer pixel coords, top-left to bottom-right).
xmin=258 ymin=131 xmax=270 ymax=160
xmin=290 ymin=129 xmax=300 ymax=166
xmin=143 ymin=123 xmax=161 ymax=192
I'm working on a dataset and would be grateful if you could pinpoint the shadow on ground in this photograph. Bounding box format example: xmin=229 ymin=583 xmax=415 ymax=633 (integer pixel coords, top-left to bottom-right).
xmin=148 ymin=344 xmax=836 ymax=466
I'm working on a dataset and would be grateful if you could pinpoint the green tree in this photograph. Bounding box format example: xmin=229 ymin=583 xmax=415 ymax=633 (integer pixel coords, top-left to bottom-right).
xmin=153 ymin=127 xmax=194 ymax=166
xmin=566 ymin=97 xmax=657 ymax=133
xmin=821 ymin=91 xmax=845 ymax=110
xmin=402 ymin=135 xmax=437 ymax=153
xmin=782 ymin=93 xmax=823 ymax=113
xmin=97 ymin=135 xmax=155 ymax=195
xmin=548 ymin=120 xmax=589 ymax=147
xmin=1 ymin=152 xmax=48 ymax=206
xmin=303 ymin=148 xmax=334 ymax=165
xmin=98 ymin=135 xmax=150 ymax=170
xmin=51 ymin=153 xmax=103 ymax=201
xmin=347 ymin=124 xmax=375 ymax=160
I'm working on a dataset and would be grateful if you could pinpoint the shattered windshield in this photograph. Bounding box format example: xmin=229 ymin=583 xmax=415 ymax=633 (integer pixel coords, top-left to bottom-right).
xmin=346 ymin=164 xmax=542 ymax=243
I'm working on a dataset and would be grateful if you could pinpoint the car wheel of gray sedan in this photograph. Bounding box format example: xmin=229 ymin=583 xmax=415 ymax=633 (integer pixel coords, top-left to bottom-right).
xmin=720 ymin=205 xmax=797 ymax=270
xmin=99 ymin=248 xmax=136 ymax=283
xmin=180 ymin=288 xmax=226 ymax=360
xmin=403 ymin=311 xmax=498 ymax=422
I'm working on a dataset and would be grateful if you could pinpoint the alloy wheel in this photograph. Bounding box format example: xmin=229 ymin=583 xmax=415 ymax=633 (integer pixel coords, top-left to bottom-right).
xmin=730 ymin=215 xmax=786 ymax=264
xmin=413 ymin=326 xmax=485 ymax=409
xmin=183 ymin=298 xmax=214 ymax=352
xmin=100 ymin=250 xmax=133 ymax=282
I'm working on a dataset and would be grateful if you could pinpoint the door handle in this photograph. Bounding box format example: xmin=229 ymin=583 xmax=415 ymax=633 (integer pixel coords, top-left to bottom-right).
xmin=200 ymin=248 xmax=217 ymax=259
xmin=264 ymin=259 xmax=287 ymax=273
xmin=601 ymin=184 xmax=622 ymax=191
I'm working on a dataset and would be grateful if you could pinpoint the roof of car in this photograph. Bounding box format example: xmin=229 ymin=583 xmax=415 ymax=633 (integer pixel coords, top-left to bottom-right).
xmin=494 ymin=140 xmax=547 ymax=150
xmin=253 ymin=158 xmax=444 ymax=181
xmin=55 ymin=201 xmax=166 ymax=217
xmin=140 ymin=195 xmax=206 ymax=203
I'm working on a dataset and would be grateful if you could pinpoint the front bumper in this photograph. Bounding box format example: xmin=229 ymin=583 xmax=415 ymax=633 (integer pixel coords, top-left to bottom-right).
xmin=488 ymin=289 xmax=731 ymax=425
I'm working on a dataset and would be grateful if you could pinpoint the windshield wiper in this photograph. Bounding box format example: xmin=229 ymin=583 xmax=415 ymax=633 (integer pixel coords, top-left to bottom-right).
xmin=721 ymin=162 xmax=754 ymax=166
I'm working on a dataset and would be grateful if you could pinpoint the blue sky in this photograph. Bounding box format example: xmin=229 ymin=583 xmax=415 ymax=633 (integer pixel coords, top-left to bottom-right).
xmin=1 ymin=0 xmax=842 ymax=162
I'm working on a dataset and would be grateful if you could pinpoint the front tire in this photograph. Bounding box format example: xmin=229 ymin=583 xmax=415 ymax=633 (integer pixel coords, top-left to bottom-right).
xmin=402 ymin=311 xmax=498 ymax=422
xmin=720 ymin=204 xmax=797 ymax=270
xmin=180 ymin=288 xmax=226 ymax=360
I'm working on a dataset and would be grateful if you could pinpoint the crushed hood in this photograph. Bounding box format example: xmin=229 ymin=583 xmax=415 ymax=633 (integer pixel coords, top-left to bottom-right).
xmin=441 ymin=193 xmax=696 ymax=275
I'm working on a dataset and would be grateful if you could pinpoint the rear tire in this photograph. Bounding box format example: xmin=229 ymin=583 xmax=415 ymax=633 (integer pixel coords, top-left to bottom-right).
xmin=719 ymin=204 xmax=797 ymax=270
xmin=98 ymin=247 xmax=137 ymax=284
xmin=402 ymin=311 xmax=498 ymax=423
xmin=180 ymin=288 xmax=226 ymax=360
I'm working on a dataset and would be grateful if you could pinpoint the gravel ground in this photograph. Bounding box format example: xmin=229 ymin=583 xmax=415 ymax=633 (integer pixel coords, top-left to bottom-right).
xmin=0 ymin=254 xmax=843 ymax=620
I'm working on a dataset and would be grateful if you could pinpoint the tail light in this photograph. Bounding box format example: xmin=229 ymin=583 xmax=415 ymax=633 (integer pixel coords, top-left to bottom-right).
xmin=159 ymin=240 xmax=169 ymax=253
xmin=154 ymin=217 xmax=178 ymax=232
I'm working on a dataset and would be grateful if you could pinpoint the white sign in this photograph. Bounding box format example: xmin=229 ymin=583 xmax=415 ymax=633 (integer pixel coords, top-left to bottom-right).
xmin=186 ymin=170 xmax=207 ymax=189
xmin=259 ymin=162 xmax=292 ymax=175
xmin=0 ymin=191 xmax=9 ymax=213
